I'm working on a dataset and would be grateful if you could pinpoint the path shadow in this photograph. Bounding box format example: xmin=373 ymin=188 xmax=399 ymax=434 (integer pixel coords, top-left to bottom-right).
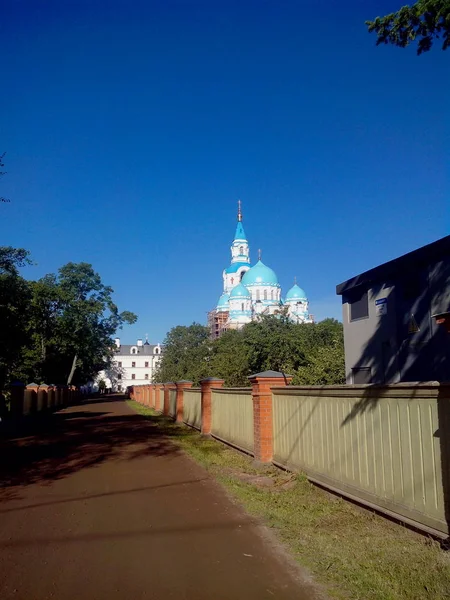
xmin=0 ymin=398 xmax=181 ymax=501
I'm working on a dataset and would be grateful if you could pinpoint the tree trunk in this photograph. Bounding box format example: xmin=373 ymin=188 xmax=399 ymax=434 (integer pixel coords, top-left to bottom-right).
xmin=67 ymin=353 xmax=78 ymax=385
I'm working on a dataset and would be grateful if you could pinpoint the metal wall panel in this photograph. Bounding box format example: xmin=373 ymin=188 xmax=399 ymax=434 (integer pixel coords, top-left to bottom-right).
xmin=183 ymin=389 xmax=202 ymax=430
xmin=272 ymin=385 xmax=448 ymax=535
xmin=168 ymin=389 xmax=177 ymax=418
xmin=211 ymin=388 xmax=254 ymax=453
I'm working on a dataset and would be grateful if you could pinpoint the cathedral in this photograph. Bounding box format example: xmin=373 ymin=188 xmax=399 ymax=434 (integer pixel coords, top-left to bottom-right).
xmin=209 ymin=203 xmax=314 ymax=338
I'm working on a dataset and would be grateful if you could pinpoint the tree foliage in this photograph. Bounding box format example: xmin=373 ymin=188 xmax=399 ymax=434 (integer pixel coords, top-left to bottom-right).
xmin=0 ymin=152 xmax=10 ymax=203
xmin=0 ymin=248 xmax=137 ymax=390
xmin=155 ymin=317 xmax=345 ymax=387
xmin=154 ymin=323 xmax=211 ymax=385
xmin=366 ymin=1 xmax=450 ymax=54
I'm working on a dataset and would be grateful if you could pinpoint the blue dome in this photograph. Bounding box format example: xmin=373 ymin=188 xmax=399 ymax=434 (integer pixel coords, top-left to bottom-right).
xmin=229 ymin=283 xmax=251 ymax=299
xmin=216 ymin=293 xmax=230 ymax=310
xmin=241 ymin=260 xmax=279 ymax=287
xmin=225 ymin=262 xmax=250 ymax=274
xmin=285 ymin=284 xmax=307 ymax=301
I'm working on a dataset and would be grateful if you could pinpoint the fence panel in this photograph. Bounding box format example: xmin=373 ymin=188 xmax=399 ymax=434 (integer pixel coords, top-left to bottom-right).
xmin=211 ymin=388 xmax=253 ymax=453
xmin=168 ymin=388 xmax=177 ymax=418
xmin=183 ymin=388 xmax=202 ymax=429
xmin=272 ymin=384 xmax=448 ymax=536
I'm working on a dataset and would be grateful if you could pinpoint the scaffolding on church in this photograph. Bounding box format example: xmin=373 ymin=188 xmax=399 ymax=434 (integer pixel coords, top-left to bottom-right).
xmin=207 ymin=309 xmax=228 ymax=340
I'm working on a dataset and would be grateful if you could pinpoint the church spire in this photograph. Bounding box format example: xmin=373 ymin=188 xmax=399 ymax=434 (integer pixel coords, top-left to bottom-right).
xmin=234 ymin=200 xmax=247 ymax=242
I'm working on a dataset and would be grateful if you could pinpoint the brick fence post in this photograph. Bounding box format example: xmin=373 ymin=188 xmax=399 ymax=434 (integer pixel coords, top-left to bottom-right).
xmin=25 ymin=383 xmax=39 ymax=415
xmin=248 ymin=370 xmax=292 ymax=464
xmin=200 ymin=377 xmax=224 ymax=436
xmin=55 ymin=385 xmax=63 ymax=407
xmin=47 ymin=385 xmax=55 ymax=409
xmin=37 ymin=384 xmax=48 ymax=412
xmin=154 ymin=384 xmax=161 ymax=411
xmin=176 ymin=381 xmax=193 ymax=423
xmin=163 ymin=382 xmax=175 ymax=416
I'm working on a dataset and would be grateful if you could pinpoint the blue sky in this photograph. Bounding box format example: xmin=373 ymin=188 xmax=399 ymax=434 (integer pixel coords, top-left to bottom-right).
xmin=1 ymin=1 xmax=448 ymax=343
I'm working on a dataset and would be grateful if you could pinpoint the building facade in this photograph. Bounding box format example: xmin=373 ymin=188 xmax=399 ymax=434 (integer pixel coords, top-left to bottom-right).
xmin=98 ymin=337 xmax=162 ymax=392
xmin=336 ymin=235 xmax=450 ymax=384
xmin=209 ymin=203 xmax=313 ymax=338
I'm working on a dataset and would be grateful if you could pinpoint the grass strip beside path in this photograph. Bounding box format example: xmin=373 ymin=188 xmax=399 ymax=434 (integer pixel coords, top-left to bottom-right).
xmin=127 ymin=401 xmax=450 ymax=600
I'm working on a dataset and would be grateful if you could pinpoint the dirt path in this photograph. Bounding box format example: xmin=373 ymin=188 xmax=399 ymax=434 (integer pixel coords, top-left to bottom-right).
xmin=0 ymin=397 xmax=320 ymax=599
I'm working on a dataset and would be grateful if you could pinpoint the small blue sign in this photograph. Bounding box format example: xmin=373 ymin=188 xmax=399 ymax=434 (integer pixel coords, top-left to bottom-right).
xmin=375 ymin=298 xmax=387 ymax=305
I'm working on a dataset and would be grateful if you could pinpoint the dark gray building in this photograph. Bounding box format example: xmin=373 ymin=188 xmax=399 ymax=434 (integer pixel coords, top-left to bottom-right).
xmin=336 ymin=236 xmax=450 ymax=384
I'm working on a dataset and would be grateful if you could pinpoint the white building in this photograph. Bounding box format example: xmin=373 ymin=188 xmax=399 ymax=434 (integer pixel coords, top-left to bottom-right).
xmin=210 ymin=202 xmax=314 ymax=336
xmin=98 ymin=337 xmax=162 ymax=392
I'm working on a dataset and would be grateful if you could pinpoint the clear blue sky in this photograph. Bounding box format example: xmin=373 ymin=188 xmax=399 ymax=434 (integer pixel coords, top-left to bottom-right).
xmin=1 ymin=1 xmax=448 ymax=343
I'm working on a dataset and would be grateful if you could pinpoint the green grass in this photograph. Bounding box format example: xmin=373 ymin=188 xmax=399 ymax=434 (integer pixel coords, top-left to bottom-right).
xmin=128 ymin=400 xmax=450 ymax=600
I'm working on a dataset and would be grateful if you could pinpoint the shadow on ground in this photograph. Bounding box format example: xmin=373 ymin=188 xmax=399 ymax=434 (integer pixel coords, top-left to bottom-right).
xmin=0 ymin=396 xmax=183 ymax=500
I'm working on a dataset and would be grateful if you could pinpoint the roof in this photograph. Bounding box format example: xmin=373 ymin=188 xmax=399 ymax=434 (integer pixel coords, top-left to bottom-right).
xmin=241 ymin=260 xmax=279 ymax=287
xmin=229 ymin=282 xmax=251 ymax=298
xmin=234 ymin=221 xmax=247 ymax=241
xmin=285 ymin=283 xmax=307 ymax=301
xmin=114 ymin=344 xmax=161 ymax=356
xmin=336 ymin=235 xmax=450 ymax=296
xmin=225 ymin=262 xmax=250 ymax=274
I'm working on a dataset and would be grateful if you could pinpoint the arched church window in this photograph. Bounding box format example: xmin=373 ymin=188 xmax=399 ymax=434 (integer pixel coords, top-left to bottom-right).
xmin=263 ymin=290 xmax=267 ymax=301
xmin=241 ymin=303 xmax=244 ymax=312
xmin=256 ymin=289 xmax=260 ymax=301
xmin=240 ymin=271 xmax=245 ymax=281
xmin=240 ymin=246 xmax=244 ymax=255
xmin=271 ymin=289 xmax=274 ymax=300
xmin=231 ymin=277 xmax=234 ymax=285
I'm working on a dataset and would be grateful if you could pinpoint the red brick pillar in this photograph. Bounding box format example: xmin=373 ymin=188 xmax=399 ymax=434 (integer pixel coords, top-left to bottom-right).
xmin=154 ymin=384 xmax=161 ymax=411
xmin=163 ymin=383 xmax=175 ymax=416
xmin=47 ymin=385 xmax=55 ymax=409
xmin=200 ymin=377 xmax=224 ymax=435
xmin=248 ymin=370 xmax=292 ymax=464
xmin=37 ymin=384 xmax=48 ymax=412
xmin=175 ymin=381 xmax=193 ymax=423
xmin=25 ymin=383 xmax=39 ymax=415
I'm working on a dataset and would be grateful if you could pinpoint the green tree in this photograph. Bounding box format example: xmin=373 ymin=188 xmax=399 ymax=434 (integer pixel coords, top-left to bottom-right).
xmin=55 ymin=262 xmax=137 ymax=385
xmin=366 ymin=1 xmax=450 ymax=54
xmin=294 ymin=338 xmax=345 ymax=385
xmin=0 ymin=248 xmax=33 ymax=389
xmin=154 ymin=323 xmax=211 ymax=385
xmin=210 ymin=329 xmax=250 ymax=386
xmin=243 ymin=315 xmax=308 ymax=375
xmin=0 ymin=153 xmax=10 ymax=203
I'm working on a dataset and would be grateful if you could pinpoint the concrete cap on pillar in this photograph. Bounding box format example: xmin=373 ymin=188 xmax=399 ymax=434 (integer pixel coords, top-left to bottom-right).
xmin=248 ymin=371 xmax=293 ymax=380
xmin=26 ymin=382 xmax=40 ymax=388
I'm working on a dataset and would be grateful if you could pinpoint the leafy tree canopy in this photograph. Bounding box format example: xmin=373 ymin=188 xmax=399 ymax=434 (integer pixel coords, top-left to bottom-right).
xmin=154 ymin=323 xmax=211 ymax=385
xmin=0 ymin=249 xmax=137 ymax=389
xmin=0 ymin=152 xmax=10 ymax=203
xmin=155 ymin=316 xmax=345 ymax=387
xmin=366 ymin=1 xmax=450 ymax=54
